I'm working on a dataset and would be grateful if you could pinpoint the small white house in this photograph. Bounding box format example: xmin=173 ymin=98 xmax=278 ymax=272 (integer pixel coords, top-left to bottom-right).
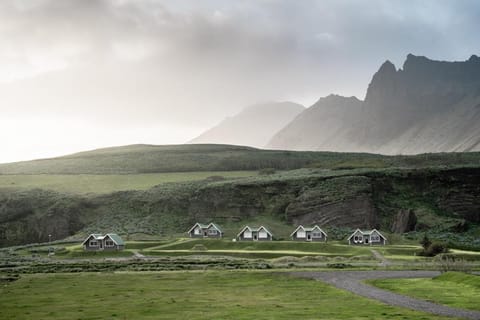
xmin=236 ymin=226 xmax=273 ymax=241
xmin=291 ymin=225 xmax=327 ymax=242
xmin=347 ymin=229 xmax=387 ymax=245
xmin=187 ymin=222 xmax=223 ymax=238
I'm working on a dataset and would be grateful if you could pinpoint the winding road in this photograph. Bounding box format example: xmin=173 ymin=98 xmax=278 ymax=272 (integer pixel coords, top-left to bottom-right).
xmin=292 ymin=271 xmax=480 ymax=320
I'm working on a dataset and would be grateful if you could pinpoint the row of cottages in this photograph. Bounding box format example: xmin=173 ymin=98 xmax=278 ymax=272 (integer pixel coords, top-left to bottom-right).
xmin=348 ymin=229 xmax=387 ymax=245
xmin=82 ymin=233 xmax=125 ymax=251
xmin=186 ymin=222 xmax=387 ymax=245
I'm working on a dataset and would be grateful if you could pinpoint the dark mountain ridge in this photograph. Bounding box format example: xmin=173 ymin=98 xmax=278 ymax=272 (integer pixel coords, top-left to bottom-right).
xmin=268 ymin=54 xmax=480 ymax=154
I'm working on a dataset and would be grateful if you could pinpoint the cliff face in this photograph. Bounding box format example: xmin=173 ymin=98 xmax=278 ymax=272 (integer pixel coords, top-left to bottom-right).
xmin=2 ymin=167 xmax=480 ymax=246
xmin=267 ymin=54 xmax=480 ymax=154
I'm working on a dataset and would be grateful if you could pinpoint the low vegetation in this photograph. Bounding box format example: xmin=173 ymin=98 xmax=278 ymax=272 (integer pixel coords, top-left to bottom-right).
xmin=0 ymin=272 xmax=459 ymax=319
xmin=369 ymin=272 xmax=480 ymax=311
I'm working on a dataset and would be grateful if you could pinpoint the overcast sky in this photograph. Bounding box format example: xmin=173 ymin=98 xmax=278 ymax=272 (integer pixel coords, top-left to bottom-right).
xmin=1 ymin=0 xmax=479 ymax=163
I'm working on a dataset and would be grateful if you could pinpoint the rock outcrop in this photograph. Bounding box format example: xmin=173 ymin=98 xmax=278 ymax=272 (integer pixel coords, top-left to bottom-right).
xmin=391 ymin=209 xmax=417 ymax=233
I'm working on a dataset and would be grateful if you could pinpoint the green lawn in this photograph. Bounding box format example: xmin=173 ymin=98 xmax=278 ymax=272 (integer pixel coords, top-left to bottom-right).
xmin=369 ymin=272 xmax=480 ymax=311
xmin=0 ymin=271 xmax=459 ymax=320
xmin=0 ymin=171 xmax=257 ymax=194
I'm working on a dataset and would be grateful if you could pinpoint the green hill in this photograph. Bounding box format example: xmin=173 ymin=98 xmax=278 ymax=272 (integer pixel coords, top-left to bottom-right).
xmin=1 ymin=143 xmax=480 ymax=174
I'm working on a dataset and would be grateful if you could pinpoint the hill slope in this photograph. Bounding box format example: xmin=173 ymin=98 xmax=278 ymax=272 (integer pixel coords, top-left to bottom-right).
xmin=1 ymin=143 xmax=480 ymax=175
xmin=189 ymin=101 xmax=305 ymax=148
xmin=2 ymin=166 xmax=480 ymax=246
xmin=267 ymin=54 xmax=480 ymax=154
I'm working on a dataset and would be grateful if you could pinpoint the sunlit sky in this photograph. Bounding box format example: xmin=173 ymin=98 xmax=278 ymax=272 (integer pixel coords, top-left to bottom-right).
xmin=1 ymin=0 xmax=479 ymax=163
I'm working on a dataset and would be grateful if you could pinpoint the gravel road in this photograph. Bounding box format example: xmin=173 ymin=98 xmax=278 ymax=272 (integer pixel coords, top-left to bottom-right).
xmin=292 ymin=270 xmax=480 ymax=320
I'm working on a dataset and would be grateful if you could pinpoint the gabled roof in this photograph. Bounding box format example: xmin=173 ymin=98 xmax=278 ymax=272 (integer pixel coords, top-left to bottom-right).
xmin=187 ymin=222 xmax=223 ymax=234
xmin=237 ymin=225 xmax=273 ymax=238
xmin=82 ymin=233 xmax=104 ymax=245
xmin=347 ymin=228 xmax=387 ymax=240
xmin=207 ymin=223 xmax=223 ymax=233
xmin=290 ymin=225 xmax=327 ymax=237
xmin=368 ymin=229 xmax=387 ymax=240
xmin=105 ymin=233 xmax=125 ymax=245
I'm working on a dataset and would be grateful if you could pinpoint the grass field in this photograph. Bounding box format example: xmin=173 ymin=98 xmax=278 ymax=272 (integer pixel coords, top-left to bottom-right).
xmin=0 ymin=171 xmax=257 ymax=194
xmin=0 ymin=271 xmax=460 ymax=320
xmin=368 ymin=272 xmax=480 ymax=311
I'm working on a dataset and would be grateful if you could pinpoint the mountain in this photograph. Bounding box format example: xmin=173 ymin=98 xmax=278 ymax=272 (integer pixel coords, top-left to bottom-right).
xmin=189 ymin=102 xmax=305 ymax=148
xmin=267 ymin=54 xmax=480 ymax=154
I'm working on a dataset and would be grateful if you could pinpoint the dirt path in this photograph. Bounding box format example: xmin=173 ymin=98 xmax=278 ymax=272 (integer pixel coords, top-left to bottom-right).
xmin=370 ymin=249 xmax=391 ymax=267
xmin=292 ymin=271 xmax=480 ymax=320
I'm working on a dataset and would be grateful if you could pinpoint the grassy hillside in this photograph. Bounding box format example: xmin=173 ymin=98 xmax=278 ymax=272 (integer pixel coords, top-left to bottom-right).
xmin=1 ymin=166 xmax=480 ymax=247
xmin=0 ymin=171 xmax=257 ymax=194
xmin=1 ymin=143 xmax=479 ymax=174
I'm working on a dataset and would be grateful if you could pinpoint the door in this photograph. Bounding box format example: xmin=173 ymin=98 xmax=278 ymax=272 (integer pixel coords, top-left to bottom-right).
xmin=253 ymin=235 xmax=258 ymax=241
xmin=100 ymin=241 xmax=104 ymax=250
xmin=365 ymin=238 xmax=369 ymax=244
xmin=307 ymin=234 xmax=312 ymax=241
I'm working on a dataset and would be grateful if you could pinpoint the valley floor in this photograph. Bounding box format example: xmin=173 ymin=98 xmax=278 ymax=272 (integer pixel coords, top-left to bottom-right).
xmin=0 ymin=271 xmax=465 ymax=320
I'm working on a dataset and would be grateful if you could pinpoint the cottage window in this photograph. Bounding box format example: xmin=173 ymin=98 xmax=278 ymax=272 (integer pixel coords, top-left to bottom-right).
xmin=353 ymin=235 xmax=363 ymax=242
xmin=312 ymin=232 xmax=322 ymax=238
xmin=105 ymin=240 xmax=115 ymax=247
xmin=208 ymin=229 xmax=218 ymax=235
xmin=194 ymin=227 xmax=201 ymax=235
xmin=258 ymin=230 xmax=268 ymax=238
xmin=297 ymin=230 xmax=306 ymax=238
xmin=89 ymin=240 xmax=98 ymax=247
xmin=371 ymin=234 xmax=380 ymax=242
xmin=244 ymin=230 xmax=252 ymax=238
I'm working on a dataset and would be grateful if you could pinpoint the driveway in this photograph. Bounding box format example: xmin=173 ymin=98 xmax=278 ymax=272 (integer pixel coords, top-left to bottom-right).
xmin=292 ymin=271 xmax=480 ymax=320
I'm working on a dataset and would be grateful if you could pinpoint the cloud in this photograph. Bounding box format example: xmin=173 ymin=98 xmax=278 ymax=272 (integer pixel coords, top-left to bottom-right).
xmin=0 ymin=0 xmax=479 ymax=161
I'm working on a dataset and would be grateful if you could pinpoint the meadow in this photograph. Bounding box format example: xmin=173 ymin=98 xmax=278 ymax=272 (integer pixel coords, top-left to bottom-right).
xmin=368 ymin=272 xmax=480 ymax=311
xmin=0 ymin=271 xmax=460 ymax=320
xmin=0 ymin=171 xmax=257 ymax=194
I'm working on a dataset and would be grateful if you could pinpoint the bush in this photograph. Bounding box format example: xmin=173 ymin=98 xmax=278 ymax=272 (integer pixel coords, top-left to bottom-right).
xmin=420 ymin=242 xmax=448 ymax=257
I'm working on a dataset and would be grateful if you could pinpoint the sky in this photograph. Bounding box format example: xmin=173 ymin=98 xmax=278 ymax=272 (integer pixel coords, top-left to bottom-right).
xmin=0 ymin=0 xmax=479 ymax=163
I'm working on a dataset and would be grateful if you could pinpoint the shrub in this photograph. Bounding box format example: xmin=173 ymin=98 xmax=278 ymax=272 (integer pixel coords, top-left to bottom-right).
xmin=420 ymin=242 xmax=448 ymax=257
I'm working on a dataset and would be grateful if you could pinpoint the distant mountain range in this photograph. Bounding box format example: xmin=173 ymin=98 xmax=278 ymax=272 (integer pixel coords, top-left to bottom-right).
xmin=189 ymin=102 xmax=304 ymax=147
xmin=193 ymin=54 xmax=480 ymax=154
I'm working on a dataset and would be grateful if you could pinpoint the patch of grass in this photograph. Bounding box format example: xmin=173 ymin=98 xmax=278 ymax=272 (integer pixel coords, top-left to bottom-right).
xmin=369 ymin=272 xmax=480 ymax=311
xmin=0 ymin=171 xmax=257 ymax=194
xmin=0 ymin=272 xmax=458 ymax=319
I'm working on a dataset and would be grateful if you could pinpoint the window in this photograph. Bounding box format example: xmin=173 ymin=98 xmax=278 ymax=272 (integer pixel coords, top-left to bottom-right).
xmin=208 ymin=229 xmax=218 ymax=235
xmin=312 ymin=232 xmax=322 ymax=238
xmin=258 ymin=230 xmax=268 ymax=238
xmin=244 ymin=230 xmax=252 ymax=238
xmin=194 ymin=227 xmax=201 ymax=235
xmin=353 ymin=235 xmax=363 ymax=242
xmin=89 ymin=240 xmax=98 ymax=247
xmin=105 ymin=240 xmax=115 ymax=247
xmin=371 ymin=234 xmax=380 ymax=242
xmin=297 ymin=230 xmax=306 ymax=238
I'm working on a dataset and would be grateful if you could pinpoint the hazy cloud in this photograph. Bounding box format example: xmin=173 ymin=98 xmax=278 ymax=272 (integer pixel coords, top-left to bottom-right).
xmin=0 ymin=0 xmax=479 ymax=162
